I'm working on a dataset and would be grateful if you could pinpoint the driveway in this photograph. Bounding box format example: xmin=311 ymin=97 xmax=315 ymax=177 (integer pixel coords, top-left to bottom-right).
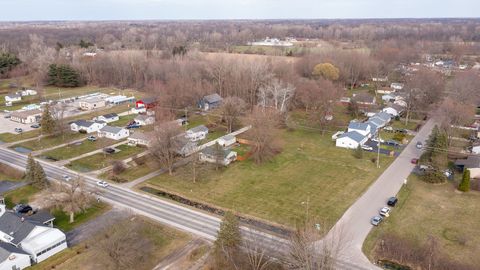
xmin=0 ymin=112 xmax=36 ymax=134
xmin=318 ymin=119 xmax=435 ymax=269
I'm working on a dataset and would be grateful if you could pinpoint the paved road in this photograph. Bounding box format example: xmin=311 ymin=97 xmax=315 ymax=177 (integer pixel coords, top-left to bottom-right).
xmin=319 ymin=119 xmax=435 ymax=269
xmin=0 ymin=180 xmax=27 ymax=193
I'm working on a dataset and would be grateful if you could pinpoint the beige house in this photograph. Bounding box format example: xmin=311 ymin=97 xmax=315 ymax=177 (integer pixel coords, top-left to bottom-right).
xmin=10 ymin=109 xmax=42 ymax=124
xmin=455 ymin=156 xmax=480 ymax=179
xmin=79 ymin=97 xmax=106 ymax=110
xmin=128 ymin=131 xmax=154 ymax=146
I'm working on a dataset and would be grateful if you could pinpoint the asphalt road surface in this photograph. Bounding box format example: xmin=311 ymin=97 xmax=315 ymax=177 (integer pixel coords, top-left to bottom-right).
xmin=319 ymin=119 xmax=435 ymax=269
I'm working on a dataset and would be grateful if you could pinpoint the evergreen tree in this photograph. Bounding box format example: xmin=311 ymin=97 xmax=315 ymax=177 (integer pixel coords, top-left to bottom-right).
xmin=0 ymin=51 xmax=20 ymax=75
xmin=47 ymin=64 xmax=82 ymax=87
xmin=32 ymin=162 xmax=48 ymax=189
xmin=458 ymin=169 xmax=470 ymax=192
xmin=41 ymin=104 xmax=56 ymax=135
xmin=25 ymin=154 xmax=36 ymax=182
xmin=353 ymin=145 xmax=363 ymax=159
xmin=215 ymin=211 xmax=241 ymax=252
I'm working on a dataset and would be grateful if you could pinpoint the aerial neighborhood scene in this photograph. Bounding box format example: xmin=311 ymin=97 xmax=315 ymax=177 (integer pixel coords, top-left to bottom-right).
xmin=0 ymin=1 xmax=479 ymax=269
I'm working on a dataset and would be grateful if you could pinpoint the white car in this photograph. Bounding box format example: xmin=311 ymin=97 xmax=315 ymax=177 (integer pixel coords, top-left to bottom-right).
xmin=96 ymin=181 xmax=109 ymax=188
xmin=380 ymin=207 xmax=391 ymax=217
xmin=362 ymin=145 xmax=373 ymax=151
xmin=63 ymin=175 xmax=72 ymax=181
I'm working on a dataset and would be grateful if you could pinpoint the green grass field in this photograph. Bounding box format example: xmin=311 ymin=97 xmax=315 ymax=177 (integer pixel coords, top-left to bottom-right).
xmin=142 ymin=129 xmax=394 ymax=228
xmin=363 ymin=175 xmax=480 ymax=268
xmin=101 ymin=160 xmax=160 ymax=182
xmin=52 ymin=203 xmax=110 ymax=232
xmin=109 ymin=114 xmax=136 ymax=127
xmin=3 ymin=184 xmax=39 ymax=208
xmin=40 ymin=138 xmax=117 ymax=161
xmin=11 ymin=132 xmax=86 ymax=151
xmin=67 ymin=144 xmax=145 ymax=172
xmin=0 ymin=129 xmax=41 ymax=143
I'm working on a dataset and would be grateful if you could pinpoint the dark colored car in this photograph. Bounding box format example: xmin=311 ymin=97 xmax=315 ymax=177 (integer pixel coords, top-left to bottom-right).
xmin=126 ymin=123 xmax=141 ymax=129
xmin=387 ymin=197 xmax=398 ymax=207
xmin=14 ymin=204 xmax=33 ymax=214
xmin=385 ymin=140 xmax=400 ymax=147
xmin=103 ymin=148 xmax=116 ymax=154
xmin=31 ymin=124 xmax=40 ymax=128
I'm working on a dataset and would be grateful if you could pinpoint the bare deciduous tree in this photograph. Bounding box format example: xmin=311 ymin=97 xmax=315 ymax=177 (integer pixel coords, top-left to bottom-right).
xmin=150 ymin=122 xmax=182 ymax=175
xmin=221 ymin=96 xmax=247 ymax=133
xmin=246 ymin=108 xmax=281 ymax=164
xmin=258 ymin=78 xmax=295 ymax=112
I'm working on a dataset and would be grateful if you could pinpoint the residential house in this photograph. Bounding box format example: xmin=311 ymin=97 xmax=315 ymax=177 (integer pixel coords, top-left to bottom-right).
xmin=0 ymin=242 xmax=31 ymax=270
xmin=390 ymin=83 xmax=404 ymax=90
xmin=370 ymin=111 xmax=392 ymax=126
xmin=331 ymin=131 xmax=344 ymax=140
xmin=198 ymin=94 xmax=223 ymax=111
xmin=455 ymin=156 xmax=480 ymax=178
xmin=372 ymin=76 xmax=388 ymax=82
xmin=128 ymin=131 xmax=154 ymax=147
xmin=185 ymin=125 xmax=209 ymax=142
xmin=0 ymin=203 xmax=67 ymax=266
xmin=347 ymin=121 xmax=371 ymax=137
xmin=176 ymin=138 xmax=198 ymax=157
xmin=134 ymin=115 xmax=155 ymax=126
xmin=95 ymin=113 xmax=119 ymax=123
xmin=4 ymin=94 xmax=21 ymax=103
xmin=382 ymin=104 xmax=405 ymax=117
xmin=376 ymin=88 xmax=395 ymax=94
xmin=18 ymin=89 xmax=37 ymax=96
xmin=79 ymin=97 xmax=106 ymax=110
xmin=381 ymin=94 xmax=395 ymax=102
xmin=10 ymin=109 xmax=42 ymax=124
xmin=365 ymin=119 xmax=382 ymax=136
xmin=335 ymin=131 xmax=368 ymax=149
xmin=217 ymin=134 xmax=236 ymax=147
xmin=471 ymin=144 xmax=480 ymax=155
xmin=199 ymin=146 xmax=237 ymax=166
xmin=98 ymin=126 xmax=130 ymax=140
xmin=393 ymin=99 xmax=407 ymax=107
xmin=351 ymin=92 xmax=376 ymax=106
xmin=135 ymin=97 xmax=156 ymax=109
xmin=70 ymin=120 xmax=106 ymax=133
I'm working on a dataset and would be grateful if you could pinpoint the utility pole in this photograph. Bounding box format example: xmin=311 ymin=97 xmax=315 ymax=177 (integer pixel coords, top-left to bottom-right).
xmin=377 ymin=134 xmax=381 ymax=168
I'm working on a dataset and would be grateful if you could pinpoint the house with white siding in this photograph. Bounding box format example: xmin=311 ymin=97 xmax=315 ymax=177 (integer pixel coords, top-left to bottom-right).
xmin=98 ymin=126 xmax=130 ymax=140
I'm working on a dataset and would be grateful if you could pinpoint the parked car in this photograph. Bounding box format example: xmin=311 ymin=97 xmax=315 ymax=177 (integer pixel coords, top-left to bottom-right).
xmin=126 ymin=123 xmax=141 ymax=129
xmin=411 ymin=158 xmax=419 ymax=164
xmin=396 ymin=129 xmax=408 ymax=134
xmin=87 ymin=135 xmax=97 ymax=142
xmin=371 ymin=138 xmax=385 ymax=143
xmin=14 ymin=128 xmax=23 ymax=133
xmin=384 ymin=126 xmax=394 ymax=132
xmin=63 ymin=175 xmax=72 ymax=181
xmin=362 ymin=145 xmax=373 ymax=151
xmin=380 ymin=207 xmax=391 ymax=217
xmin=30 ymin=124 xmax=40 ymax=128
xmin=385 ymin=140 xmax=400 ymax=147
xmin=4 ymin=114 xmax=11 ymax=119
xmin=96 ymin=181 xmax=109 ymax=188
xmin=416 ymin=142 xmax=423 ymax=149
xmin=13 ymin=204 xmax=33 ymax=214
xmin=103 ymin=148 xmax=116 ymax=154
xmin=387 ymin=197 xmax=398 ymax=207
xmin=371 ymin=216 xmax=383 ymax=226
xmin=419 ymin=164 xmax=434 ymax=171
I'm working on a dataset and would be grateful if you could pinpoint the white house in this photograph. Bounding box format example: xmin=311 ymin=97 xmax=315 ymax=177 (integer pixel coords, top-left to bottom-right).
xmin=382 ymin=94 xmax=395 ymax=102
xmin=4 ymin=95 xmax=21 ymax=103
xmin=383 ymin=104 xmax=405 ymax=117
xmin=335 ymin=131 xmax=368 ymax=149
xmin=390 ymin=83 xmax=404 ymax=90
xmin=394 ymin=99 xmax=407 ymax=107
xmin=372 ymin=76 xmax=388 ymax=82
xmin=79 ymin=97 xmax=106 ymax=110
xmin=370 ymin=112 xmax=391 ymax=126
xmin=376 ymin=88 xmax=395 ymax=94
xmin=186 ymin=125 xmax=209 ymax=142
xmin=347 ymin=122 xmax=371 ymax=137
xmin=331 ymin=131 xmax=345 ymax=140
xmin=0 ymin=243 xmax=31 ymax=270
xmin=128 ymin=131 xmax=154 ymax=147
xmin=134 ymin=115 xmax=155 ymax=126
xmin=18 ymin=89 xmax=37 ymax=96
xmin=0 ymin=203 xmax=67 ymax=268
xmin=217 ymin=134 xmax=236 ymax=147
xmin=98 ymin=126 xmax=130 ymax=140
xmin=199 ymin=146 xmax=237 ymax=166
xmin=10 ymin=109 xmax=42 ymax=124
xmin=95 ymin=113 xmax=119 ymax=123
xmin=70 ymin=120 xmax=106 ymax=133
xmin=471 ymin=144 xmax=480 ymax=154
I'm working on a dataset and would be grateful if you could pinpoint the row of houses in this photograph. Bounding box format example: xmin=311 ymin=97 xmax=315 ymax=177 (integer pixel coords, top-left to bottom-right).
xmin=0 ymin=200 xmax=67 ymax=270
xmin=335 ymin=112 xmax=392 ymax=149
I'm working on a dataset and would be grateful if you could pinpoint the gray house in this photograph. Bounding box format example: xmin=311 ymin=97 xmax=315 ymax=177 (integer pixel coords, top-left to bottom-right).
xmin=198 ymin=94 xmax=223 ymax=111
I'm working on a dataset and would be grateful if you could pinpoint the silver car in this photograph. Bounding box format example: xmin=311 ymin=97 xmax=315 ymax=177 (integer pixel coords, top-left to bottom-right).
xmin=371 ymin=216 xmax=383 ymax=226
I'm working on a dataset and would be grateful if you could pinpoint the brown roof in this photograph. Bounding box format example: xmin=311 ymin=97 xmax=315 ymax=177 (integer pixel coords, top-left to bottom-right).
xmin=352 ymin=92 xmax=375 ymax=103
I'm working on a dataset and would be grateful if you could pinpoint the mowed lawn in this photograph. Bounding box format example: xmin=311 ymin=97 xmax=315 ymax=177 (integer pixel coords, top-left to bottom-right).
xmin=40 ymin=138 xmax=117 ymax=161
xmin=101 ymin=160 xmax=160 ymax=182
xmin=143 ymin=129 xmax=394 ymax=227
xmin=11 ymin=132 xmax=86 ymax=151
xmin=363 ymin=175 xmax=480 ymax=267
xmin=67 ymin=144 xmax=146 ymax=172
xmin=0 ymin=129 xmax=41 ymax=143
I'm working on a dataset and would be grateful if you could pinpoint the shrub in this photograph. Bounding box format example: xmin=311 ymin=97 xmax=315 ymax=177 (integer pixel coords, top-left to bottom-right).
xmin=393 ymin=133 xmax=406 ymax=142
xmin=111 ymin=161 xmax=126 ymax=175
xmin=133 ymin=156 xmax=146 ymax=166
xmin=421 ymin=170 xmax=446 ymax=184
xmin=458 ymin=169 xmax=470 ymax=192
xmin=109 ymin=175 xmax=127 ymax=183
xmin=353 ymin=145 xmax=363 ymax=159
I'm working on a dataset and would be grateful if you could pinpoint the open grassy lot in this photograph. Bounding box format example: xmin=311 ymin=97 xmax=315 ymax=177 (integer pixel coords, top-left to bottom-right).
xmin=101 ymin=160 xmax=160 ymax=182
xmin=363 ymin=175 xmax=480 ymax=268
xmin=29 ymin=217 xmax=191 ymax=270
xmin=52 ymin=203 xmax=110 ymax=232
xmin=390 ymin=119 xmax=420 ymax=131
xmin=67 ymin=144 xmax=145 ymax=172
xmin=11 ymin=132 xmax=86 ymax=151
xmin=109 ymin=114 xmax=136 ymax=126
xmin=141 ymin=129 xmax=394 ymax=228
xmin=0 ymin=129 xmax=41 ymax=143
xmin=40 ymin=138 xmax=117 ymax=161
xmin=2 ymin=184 xmax=39 ymax=208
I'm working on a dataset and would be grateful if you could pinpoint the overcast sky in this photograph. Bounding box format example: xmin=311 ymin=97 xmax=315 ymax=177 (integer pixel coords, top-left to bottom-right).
xmin=1 ymin=0 xmax=478 ymax=21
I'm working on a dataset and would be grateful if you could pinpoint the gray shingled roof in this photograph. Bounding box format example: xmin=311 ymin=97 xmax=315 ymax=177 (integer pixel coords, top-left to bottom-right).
xmin=455 ymin=156 xmax=480 ymax=168
xmin=202 ymin=145 xmax=233 ymax=158
xmin=0 ymin=242 xmax=28 ymax=261
xmin=203 ymin=93 xmax=223 ymax=104
xmin=72 ymin=120 xmax=96 ymax=128
xmin=338 ymin=131 xmax=366 ymax=143
xmin=372 ymin=111 xmax=391 ymax=122
xmin=24 ymin=210 xmax=54 ymax=225
xmin=188 ymin=125 xmax=208 ymax=134
xmin=0 ymin=212 xmax=36 ymax=245
xmin=100 ymin=126 xmax=124 ymax=134
xmin=348 ymin=122 xmax=370 ymax=131
xmin=102 ymin=113 xmax=118 ymax=119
